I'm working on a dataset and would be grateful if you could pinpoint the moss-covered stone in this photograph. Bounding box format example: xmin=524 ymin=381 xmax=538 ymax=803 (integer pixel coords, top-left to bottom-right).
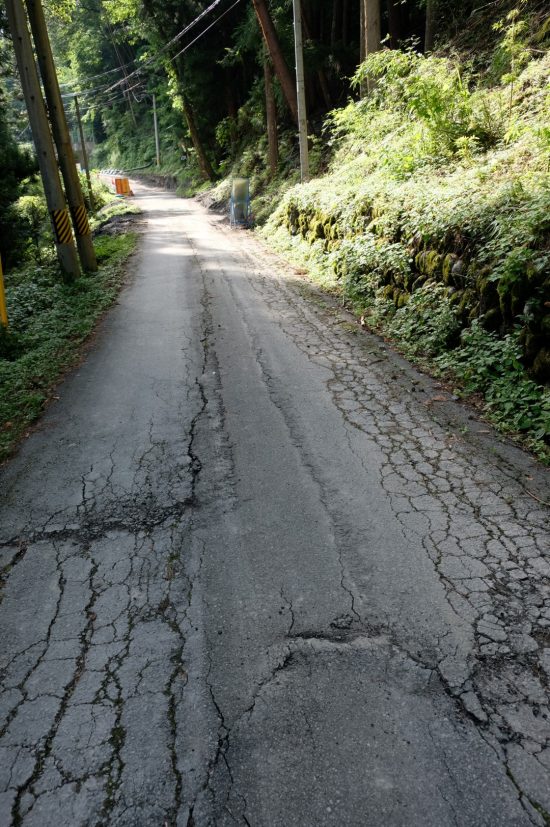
xmin=457 ymin=288 xmax=477 ymax=319
xmin=451 ymin=258 xmax=466 ymax=287
xmin=449 ymin=289 xmax=464 ymax=307
xmin=412 ymin=275 xmax=428 ymax=292
xmin=392 ymin=270 xmax=405 ymax=288
xmin=520 ymin=330 xmax=542 ymax=361
xmin=477 ymin=275 xmax=499 ymax=314
xmin=442 ymin=253 xmax=458 ymax=284
xmin=415 ymin=249 xmax=442 ymax=277
xmin=308 ymin=218 xmax=326 ymax=242
xmin=468 ymin=302 xmax=481 ymax=322
xmin=540 ymin=314 xmax=550 ymax=338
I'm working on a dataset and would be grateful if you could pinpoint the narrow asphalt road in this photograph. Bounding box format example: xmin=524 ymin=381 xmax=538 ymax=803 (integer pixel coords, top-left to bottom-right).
xmin=1 ymin=183 xmax=549 ymax=827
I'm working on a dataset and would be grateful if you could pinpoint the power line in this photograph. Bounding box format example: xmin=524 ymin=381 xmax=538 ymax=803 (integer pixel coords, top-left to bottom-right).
xmin=170 ymin=0 xmax=243 ymax=63
xmin=102 ymin=0 xmax=239 ymax=94
xmin=60 ymin=0 xmax=244 ymax=105
xmin=59 ymin=61 xmax=135 ymax=88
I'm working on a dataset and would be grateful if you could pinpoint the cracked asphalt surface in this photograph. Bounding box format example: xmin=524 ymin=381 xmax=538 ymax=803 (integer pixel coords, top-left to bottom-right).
xmin=1 ymin=183 xmax=549 ymax=826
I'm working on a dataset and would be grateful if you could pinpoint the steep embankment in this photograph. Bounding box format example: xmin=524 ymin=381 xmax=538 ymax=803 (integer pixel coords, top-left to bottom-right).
xmin=261 ymin=42 xmax=550 ymax=460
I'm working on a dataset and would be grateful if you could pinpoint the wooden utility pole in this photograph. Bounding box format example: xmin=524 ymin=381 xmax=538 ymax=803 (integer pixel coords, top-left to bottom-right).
xmin=73 ymin=95 xmax=94 ymax=211
xmin=252 ymin=0 xmax=298 ymax=124
xmin=264 ymin=57 xmax=278 ymax=177
xmin=152 ymin=93 xmax=161 ymax=167
xmin=26 ymin=0 xmax=97 ymax=272
xmin=292 ymin=0 xmax=309 ymax=182
xmin=5 ymin=0 xmax=79 ymax=280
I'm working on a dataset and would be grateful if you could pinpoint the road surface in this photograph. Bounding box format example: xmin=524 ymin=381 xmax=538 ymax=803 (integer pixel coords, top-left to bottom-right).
xmin=1 ymin=183 xmax=549 ymax=826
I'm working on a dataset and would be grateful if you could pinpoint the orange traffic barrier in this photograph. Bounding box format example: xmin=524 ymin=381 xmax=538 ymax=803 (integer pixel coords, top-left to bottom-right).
xmin=115 ymin=177 xmax=133 ymax=197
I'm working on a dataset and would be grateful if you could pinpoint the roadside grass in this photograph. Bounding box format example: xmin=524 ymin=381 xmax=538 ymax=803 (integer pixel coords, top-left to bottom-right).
xmin=258 ymin=46 xmax=550 ymax=464
xmin=90 ymin=198 xmax=142 ymax=233
xmin=0 ymin=229 xmax=138 ymax=463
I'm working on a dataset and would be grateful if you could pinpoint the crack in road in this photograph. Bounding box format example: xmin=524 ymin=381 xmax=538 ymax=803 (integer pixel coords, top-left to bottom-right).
xmin=214 ymin=224 xmax=550 ymax=821
xmin=0 ymin=190 xmax=548 ymax=826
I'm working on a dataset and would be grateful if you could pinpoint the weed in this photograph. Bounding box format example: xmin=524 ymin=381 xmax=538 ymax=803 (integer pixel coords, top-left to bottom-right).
xmin=436 ymin=321 xmax=550 ymax=442
xmin=387 ymin=284 xmax=461 ymax=358
xmin=262 ymin=46 xmax=550 ymax=460
xmin=0 ymin=231 xmax=138 ymax=462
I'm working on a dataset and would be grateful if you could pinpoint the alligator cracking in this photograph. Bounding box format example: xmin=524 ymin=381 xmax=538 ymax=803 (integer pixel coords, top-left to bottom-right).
xmin=222 ymin=232 xmax=550 ymax=824
xmin=0 ymin=203 xmax=549 ymax=826
xmin=0 ymin=247 xmax=221 ymax=825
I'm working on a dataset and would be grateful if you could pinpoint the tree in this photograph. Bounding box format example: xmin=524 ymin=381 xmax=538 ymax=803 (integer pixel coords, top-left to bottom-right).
xmin=251 ymin=0 xmax=298 ymax=123
xmin=264 ymin=55 xmax=278 ymax=176
xmin=360 ymin=0 xmax=381 ymax=94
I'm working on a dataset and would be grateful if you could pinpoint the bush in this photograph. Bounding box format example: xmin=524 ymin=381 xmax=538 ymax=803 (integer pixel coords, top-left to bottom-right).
xmin=0 ymin=230 xmax=138 ymax=461
xmin=436 ymin=321 xmax=550 ymax=440
xmin=14 ymin=195 xmax=49 ymax=262
xmin=343 ymin=49 xmax=504 ymax=163
xmin=386 ymin=283 xmax=461 ymax=357
xmin=263 ymin=46 xmax=550 ymax=458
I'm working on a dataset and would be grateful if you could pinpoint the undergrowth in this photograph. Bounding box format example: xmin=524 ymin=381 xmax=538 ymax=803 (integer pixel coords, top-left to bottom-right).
xmin=0 ymin=229 xmax=138 ymax=462
xmin=436 ymin=322 xmax=550 ymax=448
xmin=259 ymin=32 xmax=550 ymax=461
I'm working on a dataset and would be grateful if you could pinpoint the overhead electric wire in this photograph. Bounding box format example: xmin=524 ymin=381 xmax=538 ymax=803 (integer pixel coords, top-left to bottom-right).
xmin=169 ymin=0 xmax=243 ymax=63
xmin=101 ymin=0 xmax=241 ymax=94
xmin=61 ymin=80 xmax=116 ymax=99
xmin=60 ymin=0 xmax=244 ymax=106
xmin=59 ymin=61 xmax=135 ymax=88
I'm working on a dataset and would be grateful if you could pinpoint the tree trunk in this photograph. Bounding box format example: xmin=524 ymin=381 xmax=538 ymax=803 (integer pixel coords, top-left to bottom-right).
xmin=264 ymin=57 xmax=278 ymax=177
xmin=252 ymin=0 xmax=298 ymax=124
xmin=174 ymin=57 xmax=216 ymax=181
xmin=425 ymin=0 xmax=436 ymax=52
xmin=181 ymin=93 xmax=216 ymax=181
xmin=225 ymin=74 xmax=238 ymax=155
xmin=360 ymin=0 xmax=381 ymax=95
xmin=359 ymin=0 xmax=366 ymax=96
xmin=155 ymin=15 xmax=217 ymax=183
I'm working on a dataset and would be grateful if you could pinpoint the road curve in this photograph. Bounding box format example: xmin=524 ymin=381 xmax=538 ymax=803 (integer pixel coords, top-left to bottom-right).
xmin=0 ymin=183 xmax=549 ymax=826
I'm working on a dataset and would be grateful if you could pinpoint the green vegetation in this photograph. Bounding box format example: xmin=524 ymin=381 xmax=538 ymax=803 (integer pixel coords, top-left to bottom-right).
xmin=262 ymin=30 xmax=550 ymax=459
xmin=0 ymin=28 xmax=141 ymax=462
xmin=1 ymin=0 xmax=548 ymax=459
xmin=0 ymin=229 xmax=138 ymax=462
xmin=0 ymin=34 xmax=37 ymax=269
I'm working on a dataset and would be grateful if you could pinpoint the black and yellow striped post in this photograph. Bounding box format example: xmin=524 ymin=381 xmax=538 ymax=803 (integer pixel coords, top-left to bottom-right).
xmin=26 ymin=0 xmax=97 ymax=273
xmin=5 ymin=0 xmax=80 ymax=281
xmin=51 ymin=208 xmax=73 ymax=246
xmin=68 ymin=200 xmax=96 ymax=270
xmin=0 ymin=256 xmax=8 ymax=329
xmin=72 ymin=204 xmax=90 ymax=238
